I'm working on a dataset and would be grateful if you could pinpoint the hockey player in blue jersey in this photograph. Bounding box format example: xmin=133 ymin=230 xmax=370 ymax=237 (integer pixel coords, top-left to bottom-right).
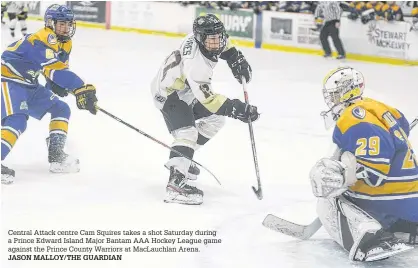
xmin=1 ymin=4 xmax=98 ymax=184
xmin=309 ymin=67 xmax=417 ymax=262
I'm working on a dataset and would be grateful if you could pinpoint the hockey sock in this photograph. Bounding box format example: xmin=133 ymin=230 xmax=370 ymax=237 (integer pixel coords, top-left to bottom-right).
xmin=1 ymin=114 xmax=27 ymax=160
xmin=169 ymin=146 xmax=194 ymax=160
xmin=48 ymin=101 xmax=70 ymax=160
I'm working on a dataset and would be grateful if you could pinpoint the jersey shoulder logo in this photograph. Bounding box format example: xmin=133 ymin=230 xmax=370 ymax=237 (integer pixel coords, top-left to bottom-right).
xmin=352 ymin=107 xmax=366 ymax=119
xmin=47 ymin=34 xmax=57 ymax=45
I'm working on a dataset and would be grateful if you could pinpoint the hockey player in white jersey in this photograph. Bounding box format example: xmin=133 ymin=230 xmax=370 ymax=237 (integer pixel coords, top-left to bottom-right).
xmin=151 ymin=14 xmax=259 ymax=205
xmin=309 ymin=67 xmax=417 ymax=262
xmin=5 ymin=1 xmax=28 ymax=37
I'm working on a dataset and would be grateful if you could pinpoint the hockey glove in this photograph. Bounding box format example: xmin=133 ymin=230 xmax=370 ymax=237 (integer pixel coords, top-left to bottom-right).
xmin=224 ymin=99 xmax=259 ymax=123
xmin=223 ymin=48 xmax=252 ymax=84
xmin=309 ymin=151 xmax=358 ymax=198
xmin=46 ymin=78 xmax=68 ymax=97
xmin=73 ymin=84 xmax=98 ymax=115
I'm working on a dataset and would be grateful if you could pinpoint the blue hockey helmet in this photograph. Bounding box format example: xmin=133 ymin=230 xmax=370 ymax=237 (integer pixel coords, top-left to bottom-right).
xmin=44 ymin=4 xmax=76 ymax=43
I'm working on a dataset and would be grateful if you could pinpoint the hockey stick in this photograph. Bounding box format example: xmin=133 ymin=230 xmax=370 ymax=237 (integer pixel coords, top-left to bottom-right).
xmin=242 ymin=77 xmax=263 ymax=200
xmin=262 ymin=117 xmax=418 ymax=239
xmin=95 ymin=105 xmax=221 ymax=185
xmin=263 ymin=215 xmax=322 ymax=240
xmin=410 ymin=117 xmax=418 ymax=130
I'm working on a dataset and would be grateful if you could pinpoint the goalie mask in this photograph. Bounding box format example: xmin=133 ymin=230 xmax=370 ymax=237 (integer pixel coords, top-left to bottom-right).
xmin=320 ymin=67 xmax=365 ymax=129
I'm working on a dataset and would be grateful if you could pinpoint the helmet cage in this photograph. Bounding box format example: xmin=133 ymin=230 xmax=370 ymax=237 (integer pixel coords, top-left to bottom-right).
xmin=46 ymin=19 xmax=76 ymax=42
xmin=193 ymin=15 xmax=227 ymax=57
xmin=44 ymin=4 xmax=76 ymax=43
xmin=320 ymin=67 xmax=365 ymax=129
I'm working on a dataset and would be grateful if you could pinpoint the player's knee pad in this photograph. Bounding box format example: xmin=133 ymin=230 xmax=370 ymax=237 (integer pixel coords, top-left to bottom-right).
xmin=317 ymin=195 xmax=382 ymax=261
xmin=196 ymin=115 xmax=225 ymax=144
xmin=171 ymin=126 xmax=198 ymax=150
xmin=49 ymin=100 xmax=71 ymax=120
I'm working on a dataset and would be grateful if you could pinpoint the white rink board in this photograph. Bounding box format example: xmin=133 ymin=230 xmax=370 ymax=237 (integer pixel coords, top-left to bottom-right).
xmin=111 ymin=2 xmax=194 ymax=34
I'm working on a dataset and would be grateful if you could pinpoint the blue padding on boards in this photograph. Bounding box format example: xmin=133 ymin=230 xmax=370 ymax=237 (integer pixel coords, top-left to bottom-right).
xmin=255 ymin=12 xmax=262 ymax=48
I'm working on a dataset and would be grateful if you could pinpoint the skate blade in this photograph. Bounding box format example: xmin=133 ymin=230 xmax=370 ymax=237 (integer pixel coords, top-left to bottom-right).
xmin=164 ymin=191 xmax=203 ymax=205
xmin=49 ymin=162 xmax=80 ymax=173
xmin=164 ymin=199 xmax=202 ymax=205
xmin=1 ymin=176 xmax=14 ymax=185
xmin=365 ymin=245 xmax=414 ymax=262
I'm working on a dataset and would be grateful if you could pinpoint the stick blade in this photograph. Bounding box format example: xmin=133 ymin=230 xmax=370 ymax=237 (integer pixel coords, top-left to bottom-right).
xmin=262 ymin=214 xmax=322 ymax=240
xmin=252 ymin=186 xmax=263 ymax=200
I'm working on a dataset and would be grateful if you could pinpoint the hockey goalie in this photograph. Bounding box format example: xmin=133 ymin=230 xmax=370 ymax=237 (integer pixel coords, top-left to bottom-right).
xmin=309 ymin=67 xmax=417 ymax=262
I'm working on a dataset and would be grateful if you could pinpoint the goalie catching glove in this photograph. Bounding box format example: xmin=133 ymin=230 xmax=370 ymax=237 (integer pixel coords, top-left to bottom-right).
xmin=224 ymin=99 xmax=259 ymax=123
xmin=73 ymin=84 xmax=98 ymax=115
xmin=310 ymin=151 xmax=358 ymax=198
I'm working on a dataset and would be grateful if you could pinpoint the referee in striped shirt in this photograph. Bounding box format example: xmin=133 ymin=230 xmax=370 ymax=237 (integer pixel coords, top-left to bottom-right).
xmin=315 ymin=2 xmax=346 ymax=59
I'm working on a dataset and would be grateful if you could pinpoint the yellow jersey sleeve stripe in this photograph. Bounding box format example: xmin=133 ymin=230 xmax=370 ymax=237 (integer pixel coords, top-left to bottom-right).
xmin=350 ymin=180 xmax=418 ymax=196
xmin=43 ymin=61 xmax=68 ymax=71
xmin=357 ymin=156 xmax=390 ymax=164
xmin=43 ymin=61 xmax=67 ymax=80
xmin=357 ymin=159 xmax=390 ymax=175
xmin=1 ymin=65 xmax=26 ymax=82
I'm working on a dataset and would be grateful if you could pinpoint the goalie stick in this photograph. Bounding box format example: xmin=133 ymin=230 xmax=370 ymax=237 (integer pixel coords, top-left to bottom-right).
xmin=263 ymin=117 xmax=418 ymax=240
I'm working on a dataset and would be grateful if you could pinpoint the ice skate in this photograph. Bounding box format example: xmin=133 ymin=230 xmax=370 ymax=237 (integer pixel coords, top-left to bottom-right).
xmin=47 ymin=136 xmax=80 ymax=173
xmin=164 ymin=167 xmax=203 ymax=205
xmin=1 ymin=164 xmax=15 ymax=184
xmin=354 ymin=231 xmax=414 ymax=262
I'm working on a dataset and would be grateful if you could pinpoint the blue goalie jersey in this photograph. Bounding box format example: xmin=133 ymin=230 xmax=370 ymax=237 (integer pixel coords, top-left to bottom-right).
xmin=333 ymin=98 xmax=418 ymax=225
xmin=1 ymin=27 xmax=83 ymax=90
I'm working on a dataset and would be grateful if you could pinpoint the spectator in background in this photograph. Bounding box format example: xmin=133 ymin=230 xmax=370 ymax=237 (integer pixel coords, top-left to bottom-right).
xmin=412 ymin=6 xmax=418 ymax=31
xmin=382 ymin=1 xmax=404 ymax=21
xmin=315 ymin=2 xmax=346 ymax=59
xmin=347 ymin=1 xmax=366 ymax=21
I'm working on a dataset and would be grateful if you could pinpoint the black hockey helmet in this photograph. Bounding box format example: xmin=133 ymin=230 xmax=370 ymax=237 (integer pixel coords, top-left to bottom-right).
xmin=193 ymin=14 xmax=228 ymax=58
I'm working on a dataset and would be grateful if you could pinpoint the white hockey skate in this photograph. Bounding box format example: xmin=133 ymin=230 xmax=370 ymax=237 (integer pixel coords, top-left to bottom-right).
xmin=164 ymin=162 xmax=200 ymax=180
xmin=164 ymin=167 xmax=203 ymax=205
xmin=1 ymin=165 xmax=15 ymax=184
xmin=47 ymin=136 xmax=80 ymax=173
xmin=49 ymin=154 xmax=80 ymax=173
xmin=354 ymin=231 xmax=414 ymax=262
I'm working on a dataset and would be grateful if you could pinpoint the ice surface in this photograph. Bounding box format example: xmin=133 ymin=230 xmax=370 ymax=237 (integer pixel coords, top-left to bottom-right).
xmin=1 ymin=21 xmax=417 ymax=268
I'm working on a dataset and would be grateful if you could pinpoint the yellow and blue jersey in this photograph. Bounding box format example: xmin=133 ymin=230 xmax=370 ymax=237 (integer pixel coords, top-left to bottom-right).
xmin=1 ymin=27 xmax=83 ymax=90
xmin=333 ymin=98 xmax=418 ymax=224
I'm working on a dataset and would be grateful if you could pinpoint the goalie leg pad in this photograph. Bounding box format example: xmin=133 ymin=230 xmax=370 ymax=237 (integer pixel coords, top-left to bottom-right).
xmin=317 ymin=196 xmax=382 ymax=261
